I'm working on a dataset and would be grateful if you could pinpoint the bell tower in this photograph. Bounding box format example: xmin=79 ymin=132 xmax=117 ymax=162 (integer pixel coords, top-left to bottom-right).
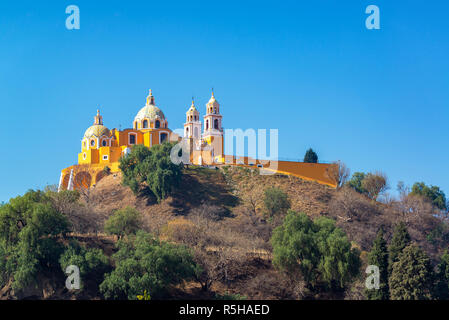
xmin=184 ymin=98 xmax=202 ymax=139
xmin=203 ymin=89 xmax=224 ymax=162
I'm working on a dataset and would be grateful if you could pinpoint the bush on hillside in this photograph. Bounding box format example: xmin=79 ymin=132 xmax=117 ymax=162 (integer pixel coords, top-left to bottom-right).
xmin=104 ymin=207 xmax=142 ymax=239
xmin=99 ymin=231 xmax=199 ymax=300
xmin=263 ymin=187 xmax=291 ymax=220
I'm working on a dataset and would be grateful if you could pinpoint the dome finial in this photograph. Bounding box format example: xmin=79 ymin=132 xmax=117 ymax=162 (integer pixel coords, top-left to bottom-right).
xmin=94 ymin=109 xmax=103 ymax=125
xmin=211 ymin=87 xmax=214 ymax=98
xmin=146 ymin=89 xmax=155 ymax=105
xmin=192 ymin=96 xmax=195 ymax=106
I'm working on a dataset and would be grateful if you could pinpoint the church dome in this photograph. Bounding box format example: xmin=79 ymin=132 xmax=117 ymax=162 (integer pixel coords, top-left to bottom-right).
xmin=84 ymin=124 xmax=110 ymax=139
xmin=84 ymin=110 xmax=110 ymax=139
xmin=134 ymin=89 xmax=166 ymax=122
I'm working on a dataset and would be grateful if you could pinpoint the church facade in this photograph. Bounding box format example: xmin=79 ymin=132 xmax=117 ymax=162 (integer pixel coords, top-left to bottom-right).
xmin=58 ymin=89 xmax=224 ymax=191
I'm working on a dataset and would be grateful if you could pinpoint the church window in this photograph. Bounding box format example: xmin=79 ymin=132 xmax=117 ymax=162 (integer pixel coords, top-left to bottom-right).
xmin=102 ymin=155 xmax=109 ymax=160
xmin=160 ymin=133 xmax=168 ymax=143
xmin=155 ymin=120 xmax=160 ymax=128
xmin=185 ymin=127 xmax=189 ymax=136
xmin=143 ymin=120 xmax=148 ymax=128
xmin=214 ymin=119 xmax=219 ymax=129
xmin=206 ymin=120 xmax=209 ymax=130
xmin=129 ymin=134 xmax=136 ymax=145
xmin=90 ymin=140 xmax=95 ymax=147
xmin=102 ymin=140 xmax=107 ymax=147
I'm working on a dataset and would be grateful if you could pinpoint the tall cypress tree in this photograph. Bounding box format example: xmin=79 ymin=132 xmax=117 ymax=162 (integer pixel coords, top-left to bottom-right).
xmin=388 ymin=222 xmax=411 ymax=274
xmin=389 ymin=244 xmax=434 ymax=300
xmin=365 ymin=229 xmax=389 ymax=299
xmin=303 ymin=148 xmax=318 ymax=163
xmin=435 ymin=250 xmax=449 ymax=299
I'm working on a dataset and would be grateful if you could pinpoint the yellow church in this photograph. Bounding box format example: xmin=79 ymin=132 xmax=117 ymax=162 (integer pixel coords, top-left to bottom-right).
xmin=58 ymin=89 xmax=225 ymax=191
xmin=59 ymin=89 xmax=338 ymax=191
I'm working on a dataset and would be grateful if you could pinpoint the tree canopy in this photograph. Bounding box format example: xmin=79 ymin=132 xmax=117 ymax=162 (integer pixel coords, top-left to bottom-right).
xmin=271 ymin=211 xmax=360 ymax=292
xmin=104 ymin=207 xmax=142 ymax=238
xmin=410 ymin=182 xmax=447 ymax=210
xmin=99 ymin=231 xmax=199 ymax=300
xmin=119 ymin=143 xmax=183 ymax=202
xmin=303 ymin=148 xmax=318 ymax=163
xmin=389 ymin=244 xmax=434 ymax=300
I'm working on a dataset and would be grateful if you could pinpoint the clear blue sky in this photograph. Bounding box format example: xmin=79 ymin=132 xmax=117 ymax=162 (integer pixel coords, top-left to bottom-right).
xmin=0 ymin=0 xmax=448 ymax=203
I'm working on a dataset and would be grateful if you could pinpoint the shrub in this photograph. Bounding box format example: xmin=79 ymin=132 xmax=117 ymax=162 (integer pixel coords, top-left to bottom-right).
xmin=99 ymin=231 xmax=199 ymax=299
xmin=104 ymin=207 xmax=142 ymax=238
xmin=263 ymin=187 xmax=290 ymax=219
xmin=59 ymin=241 xmax=110 ymax=290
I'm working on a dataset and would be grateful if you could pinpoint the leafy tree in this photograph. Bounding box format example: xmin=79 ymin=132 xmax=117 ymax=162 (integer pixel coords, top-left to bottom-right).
xmin=271 ymin=211 xmax=361 ymax=292
xmin=104 ymin=207 xmax=142 ymax=238
xmin=365 ymin=229 xmax=389 ymax=299
xmin=410 ymin=182 xmax=447 ymax=210
xmin=263 ymin=187 xmax=291 ymax=219
xmin=361 ymin=172 xmax=388 ymax=200
xmin=119 ymin=143 xmax=183 ymax=202
xmin=99 ymin=231 xmax=199 ymax=300
xmin=59 ymin=241 xmax=110 ymax=290
xmin=389 ymin=244 xmax=434 ymax=300
xmin=388 ymin=222 xmax=411 ymax=274
xmin=435 ymin=250 xmax=449 ymax=299
xmin=346 ymin=172 xmax=367 ymax=195
xmin=0 ymin=190 xmax=70 ymax=291
xmin=303 ymin=148 xmax=318 ymax=163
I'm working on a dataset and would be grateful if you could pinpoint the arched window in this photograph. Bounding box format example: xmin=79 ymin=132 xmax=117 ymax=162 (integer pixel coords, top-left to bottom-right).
xmin=206 ymin=120 xmax=209 ymax=130
xmin=155 ymin=120 xmax=160 ymax=128
xmin=160 ymin=133 xmax=168 ymax=143
xmin=129 ymin=134 xmax=136 ymax=145
xmin=185 ymin=127 xmax=189 ymax=137
xmin=102 ymin=140 xmax=107 ymax=147
xmin=214 ymin=119 xmax=219 ymax=129
xmin=90 ymin=140 xmax=95 ymax=147
xmin=143 ymin=120 xmax=148 ymax=128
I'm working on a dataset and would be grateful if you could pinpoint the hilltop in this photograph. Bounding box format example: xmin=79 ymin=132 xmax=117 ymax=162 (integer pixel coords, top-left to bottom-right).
xmin=1 ymin=165 xmax=446 ymax=300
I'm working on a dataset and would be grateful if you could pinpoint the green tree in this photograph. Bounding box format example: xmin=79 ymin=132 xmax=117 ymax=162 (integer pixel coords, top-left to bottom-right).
xmin=99 ymin=231 xmax=199 ymax=300
xmin=59 ymin=241 xmax=110 ymax=291
xmin=303 ymin=148 xmax=318 ymax=163
xmin=263 ymin=187 xmax=291 ymax=219
xmin=365 ymin=229 xmax=389 ymax=299
xmin=271 ymin=211 xmax=360 ymax=292
xmin=119 ymin=143 xmax=183 ymax=202
xmin=104 ymin=207 xmax=142 ymax=238
xmin=388 ymin=222 xmax=411 ymax=274
xmin=410 ymin=182 xmax=447 ymax=210
xmin=435 ymin=250 xmax=449 ymax=299
xmin=0 ymin=190 xmax=70 ymax=291
xmin=389 ymin=244 xmax=434 ymax=300
xmin=346 ymin=172 xmax=367 ymax=195
xmin=361 ymin=172 xmax=388 ymax=200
